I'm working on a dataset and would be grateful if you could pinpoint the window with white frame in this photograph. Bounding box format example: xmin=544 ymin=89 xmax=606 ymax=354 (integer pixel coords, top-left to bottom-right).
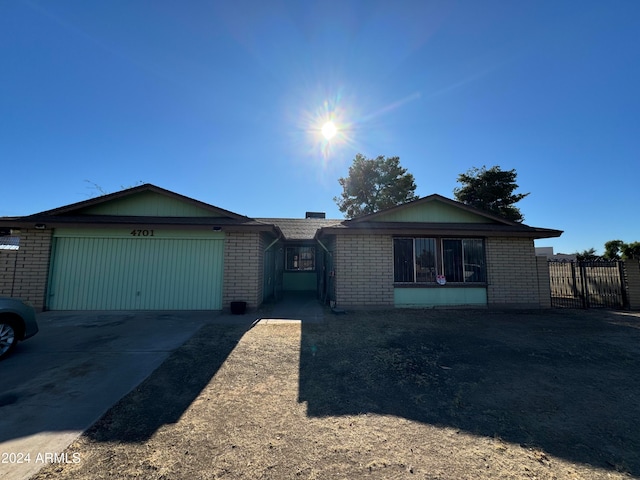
xmin=393 ymin=237 xmax=486 ymax=283
xmin=285 ymin=246 xmax=315 ymax=271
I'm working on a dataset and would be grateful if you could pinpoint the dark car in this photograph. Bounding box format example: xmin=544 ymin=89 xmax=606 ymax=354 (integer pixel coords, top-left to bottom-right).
xmin=0 ymin=297 xmax=39 ymax=360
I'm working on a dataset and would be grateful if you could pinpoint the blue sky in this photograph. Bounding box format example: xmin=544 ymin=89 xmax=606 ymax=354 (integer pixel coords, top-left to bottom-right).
xmin=1 ymin=0 xmax=639 ymax=255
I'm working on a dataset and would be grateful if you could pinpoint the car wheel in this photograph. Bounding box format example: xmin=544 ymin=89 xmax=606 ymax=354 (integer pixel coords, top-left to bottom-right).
xmin=0 ymin=320 xmax=18 ymax=360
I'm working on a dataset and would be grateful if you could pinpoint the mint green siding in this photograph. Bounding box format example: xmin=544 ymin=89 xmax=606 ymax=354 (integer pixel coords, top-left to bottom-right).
xmin=48 ymin=229 xmax=224 ymax=310
xmin=373 ymin=201 xmax=494 ymax=223
xmin=78 ymin=191 xmax=223 ymax=217
xmin=53 ymin=228 xmax=224 ymax=239
xmin=394 ymin=287 xmax=487 ymax=307
xmin=283 ymin=272 xmax=316 ymax=291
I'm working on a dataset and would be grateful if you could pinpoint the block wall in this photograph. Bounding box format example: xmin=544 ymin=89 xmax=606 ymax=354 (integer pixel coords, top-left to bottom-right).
xmin=536 ymin=255 xmax=552 ymax=308
xmin=486 ymin=236 xmax=542 ymax=308
xmin=334 ymin=234 xmax=394 ymax=307
xmin=223 ymin=231 xmax=264 ymax=310
xmin=624 ymin=260 xmax=640 ymax=310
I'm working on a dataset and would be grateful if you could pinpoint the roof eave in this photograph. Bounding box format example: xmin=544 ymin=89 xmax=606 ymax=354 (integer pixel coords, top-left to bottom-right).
xmin=0 ymin=216 xmax=277 ymax=233
xmin=318 ymin=224 xmax=563 ymax=240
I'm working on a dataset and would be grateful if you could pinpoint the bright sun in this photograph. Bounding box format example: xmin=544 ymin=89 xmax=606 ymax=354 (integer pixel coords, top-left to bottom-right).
xmin=321 ymin=121 xmax=337 ymax=140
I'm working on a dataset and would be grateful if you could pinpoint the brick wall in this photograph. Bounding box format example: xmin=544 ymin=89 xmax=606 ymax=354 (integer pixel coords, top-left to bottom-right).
xmin=624 ymin=260 xmax=640 ymax=310
xmin=2 ymin=229 xmax=53 ymax=311
xmin=536 ymin=255 xmax=552 ymax=308
xmin=257 ymin=233 xmax=265 ymax=305
xmin=486 ymin=236 xmax=541 ymax=308
xmin=0 ymin=249 xmax=18 ymax=296
xmin=334 ymin=234 xmax=394 ymax=307
xmin=222 ymin=231 xmax=264 ymax=311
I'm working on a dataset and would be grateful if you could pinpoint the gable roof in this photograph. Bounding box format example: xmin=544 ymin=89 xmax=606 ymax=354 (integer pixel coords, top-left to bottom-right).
xmin=348 ymin=194 xmax=518 ymax=225
xmin=317 ymin=194 xmax=562 ymax=240
xmin=29 ymin=183 xmax=250 ymax=220
xmin=0 ymin=184 xmax=274 ymax=232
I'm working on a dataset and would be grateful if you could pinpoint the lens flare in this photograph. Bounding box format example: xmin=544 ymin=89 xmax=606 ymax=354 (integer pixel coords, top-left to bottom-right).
xmin=321 ymin=121 xmax=337 ymax=140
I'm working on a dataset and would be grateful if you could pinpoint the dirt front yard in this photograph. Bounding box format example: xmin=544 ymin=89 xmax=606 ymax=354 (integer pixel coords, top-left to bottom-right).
xmin=31 ymin=309 xmax=640 ymax=479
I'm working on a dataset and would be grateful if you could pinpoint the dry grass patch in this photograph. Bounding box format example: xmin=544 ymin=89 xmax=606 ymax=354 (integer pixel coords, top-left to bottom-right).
xmin=32 ymin=309 xmax=640 ymax=479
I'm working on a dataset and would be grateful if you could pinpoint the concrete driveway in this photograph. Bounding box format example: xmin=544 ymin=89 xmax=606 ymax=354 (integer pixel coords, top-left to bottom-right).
xmin=0 ymin=310 xmax=235 ymax=480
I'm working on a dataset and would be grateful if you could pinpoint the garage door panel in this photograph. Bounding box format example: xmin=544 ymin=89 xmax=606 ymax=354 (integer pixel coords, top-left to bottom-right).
xmin=48 ymin=235 xmax=224 ymax=310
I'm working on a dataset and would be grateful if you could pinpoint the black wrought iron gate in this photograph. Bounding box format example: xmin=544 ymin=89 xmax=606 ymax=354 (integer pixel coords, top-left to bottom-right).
xmin=548 ymin=260 xmax=628 ymax=309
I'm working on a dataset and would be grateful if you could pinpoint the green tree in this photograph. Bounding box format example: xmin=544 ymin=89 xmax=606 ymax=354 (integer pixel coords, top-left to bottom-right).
xmin=574 ymin=248 xmax=599 ymax=261
xmin=334 ymin=154 xmax=418 ymax=218
xmin=602 ymin=240 xmax=640 ymax=260
xmin=603 ymin=240 xmax=624 ymax=260
xmin=453 ymin=166 xmax=529 ymax=223
xmin=621 ymin=241 xmax=640 ymax=260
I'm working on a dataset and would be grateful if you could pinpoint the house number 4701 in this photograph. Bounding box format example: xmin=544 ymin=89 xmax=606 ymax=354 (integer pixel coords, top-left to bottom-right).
xmin=130 ymin=229 xmax=155 ymax=237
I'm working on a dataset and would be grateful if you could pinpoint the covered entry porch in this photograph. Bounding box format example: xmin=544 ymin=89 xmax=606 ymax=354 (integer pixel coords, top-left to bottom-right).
xmin=259 ymin=215 xmax=339 ymax=306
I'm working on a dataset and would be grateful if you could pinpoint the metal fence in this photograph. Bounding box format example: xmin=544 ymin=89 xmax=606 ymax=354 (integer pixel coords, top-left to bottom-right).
xmin=548 ymin=260 xmax=627 ymax=309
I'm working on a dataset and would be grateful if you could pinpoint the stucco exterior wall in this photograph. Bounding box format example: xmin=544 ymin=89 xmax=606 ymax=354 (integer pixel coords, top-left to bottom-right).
xmin=485 ymin=236 xmax=541 ymax=308
xmin=222 ymin=231 xmax=264 ymax=310
xmin=334 ymin=234 xmax=394 ymax=307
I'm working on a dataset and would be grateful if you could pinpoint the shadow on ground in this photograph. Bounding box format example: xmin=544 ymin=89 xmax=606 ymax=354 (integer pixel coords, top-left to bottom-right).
xmin=85 ymin=322 xmax=250 ymax=443
xmin=84 ymin=293 xmax=321 ymax=443
xmin=298 ymin=309 xmax=640 ymax=475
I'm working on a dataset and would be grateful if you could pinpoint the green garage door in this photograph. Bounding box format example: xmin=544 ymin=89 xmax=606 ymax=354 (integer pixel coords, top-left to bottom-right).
xmin=48 ymin=229 xmax=225 ymax=310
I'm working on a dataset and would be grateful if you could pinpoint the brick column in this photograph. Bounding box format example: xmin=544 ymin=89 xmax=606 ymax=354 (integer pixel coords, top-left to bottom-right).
xmin=624 ymin=260 xmax=640 ymax=310
xmin=222 ymin=231 xmax=263 ymax=311
xmin=536 ymin=256 xmax=551 ymax=308
xmin=485 ymin=237 xmax=540 ymax=308
xmin=11 ymin=228 xmax=53 ymax=311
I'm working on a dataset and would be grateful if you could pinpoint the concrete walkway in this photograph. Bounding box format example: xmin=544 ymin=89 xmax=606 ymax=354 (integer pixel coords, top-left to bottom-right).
xmin=256 ymin=292 xmax=327 ymax=324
